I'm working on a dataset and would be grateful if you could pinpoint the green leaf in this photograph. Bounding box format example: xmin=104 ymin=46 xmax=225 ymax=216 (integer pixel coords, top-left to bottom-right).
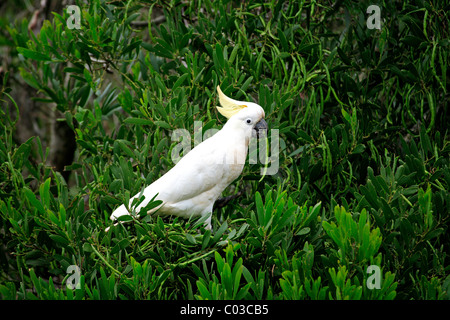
xmin=154 ymin=120 xmax=171 ymax=130
xmin=352 ymin=144 xmax=366 ymax=154
xmin=111 ymin=239 xmax=131 ymax=254
xmin=59 ymin=203 xmax=66 ymax=228
xmin=255 ymin=191 xmax=264 ymax=226
xmin=424 ymin=228 xmax=444 ymax=241
xmin=24 ymin=188 xmax=45 ymax=215
xmin=337 ymin=47 xmax=351 ymax=65
xmin=172 ymin=73 xmax=189 ymax=92
xmin=214 ymin=43 xmax=225 ymax=69
xmin=49 ymin=234 xmax=69 ymax=246
xmin=185 ymin=233 xmax=196 ymax=245
xmin=278 ymin=28 xmax=289 ymax=51
xmin=19 ymin=68 xmax=40 ymax=89
xmin=83 ymin=68 xmax=95 ymax=90
xmin=17 ymin=47 xmax=51 ymax=61
xmin=196 ymin=280 xmax=212 ymax=300
xmin=116 ymin=140 xmax=135 ymax=159
xmin=212 ymin=221 xmax=228 ymax=243
xmin=296 ymin=227 xmax=310 ymax=236
xmin=201 ymin=229 xmax=211 ymax=250
xmin=39 ymin=178 xmax=51 ymax=208
xmin=124 ymin=118 xmax=153 ymax=125
xmin=222 ymin=263 xmax=233 ymax=297
xmin=214 ymin=251 xmax=225 ymax=273
xmin=297 ymin=130 xmax=314 ymax=144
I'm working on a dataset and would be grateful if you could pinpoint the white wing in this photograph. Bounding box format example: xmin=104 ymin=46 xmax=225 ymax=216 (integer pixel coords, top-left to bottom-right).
xmin=110 ymin=129 xmax=245 ymax=220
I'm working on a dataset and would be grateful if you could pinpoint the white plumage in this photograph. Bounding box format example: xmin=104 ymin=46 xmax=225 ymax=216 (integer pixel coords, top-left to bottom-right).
xmin=109 ymin=86 xmax=267 ymax=230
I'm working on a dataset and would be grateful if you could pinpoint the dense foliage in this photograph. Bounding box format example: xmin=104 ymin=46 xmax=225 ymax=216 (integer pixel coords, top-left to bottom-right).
xmin=0 ymin=0 xmax=449 ymax=300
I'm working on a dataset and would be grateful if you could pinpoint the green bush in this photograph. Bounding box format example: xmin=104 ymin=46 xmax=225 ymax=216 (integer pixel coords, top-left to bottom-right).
xmin=0 ymin=0 xmax=448 ymax=300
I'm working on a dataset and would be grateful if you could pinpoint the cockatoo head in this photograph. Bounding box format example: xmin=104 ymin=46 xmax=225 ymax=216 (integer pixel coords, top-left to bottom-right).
xmin=216 ymin=86 xmax=267 ymax=139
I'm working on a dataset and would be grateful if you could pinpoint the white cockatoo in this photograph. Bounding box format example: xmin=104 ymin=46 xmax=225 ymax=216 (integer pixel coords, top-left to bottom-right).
xmin=109 ymin=86 xmax=267 ymax=231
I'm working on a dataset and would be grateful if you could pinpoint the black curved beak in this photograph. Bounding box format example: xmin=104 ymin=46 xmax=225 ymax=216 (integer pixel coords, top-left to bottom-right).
xmin=253 ymin=119 xmax=268 ymax=138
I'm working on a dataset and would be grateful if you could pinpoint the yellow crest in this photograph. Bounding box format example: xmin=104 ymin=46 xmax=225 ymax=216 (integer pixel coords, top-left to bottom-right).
xmin=216 ymin=86 xmax=247 ymax=119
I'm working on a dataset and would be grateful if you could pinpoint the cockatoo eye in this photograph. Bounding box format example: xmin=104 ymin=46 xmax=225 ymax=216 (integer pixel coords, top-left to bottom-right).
xmin=246 ymin=119 xmax=252 ymax=124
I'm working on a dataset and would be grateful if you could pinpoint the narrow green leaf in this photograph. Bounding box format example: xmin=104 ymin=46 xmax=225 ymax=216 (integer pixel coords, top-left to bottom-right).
xmin=24 ymin=188 xmax=45 ymax=215
xmin=172 ymin=73 xmax=189 ymax=92
xmin=124 ymin=117 xmax=153 ymax=125
xmin=17 ymin=47 xmax=50 ymax=61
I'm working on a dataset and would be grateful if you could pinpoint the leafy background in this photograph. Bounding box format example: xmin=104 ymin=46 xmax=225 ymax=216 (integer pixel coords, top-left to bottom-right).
xmin=0 ymin=0 xmax=449 ymax=300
